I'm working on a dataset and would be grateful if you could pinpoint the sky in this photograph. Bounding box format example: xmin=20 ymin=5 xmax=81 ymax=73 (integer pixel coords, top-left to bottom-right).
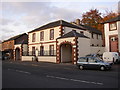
xmin=0 ymin=0 xmax=120 ymax=41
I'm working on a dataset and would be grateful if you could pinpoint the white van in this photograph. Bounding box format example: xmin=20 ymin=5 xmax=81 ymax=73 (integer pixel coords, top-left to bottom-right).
xmin=103 ymin=52 xmax=119 ymax=63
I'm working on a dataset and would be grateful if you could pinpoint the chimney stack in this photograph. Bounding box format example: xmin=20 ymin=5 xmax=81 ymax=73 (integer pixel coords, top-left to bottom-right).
xmin=76 ymin=19 xmax=80 ymax=25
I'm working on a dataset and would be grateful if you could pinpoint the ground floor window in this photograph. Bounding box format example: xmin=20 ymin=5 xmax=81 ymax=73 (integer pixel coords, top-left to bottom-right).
xmin=50 ymin=45 xmax=54 ymax=56
xmin=32 ymin=47 xmax=35 ymax=55
xmin=40 ymin=46 xmax=44 ymax=56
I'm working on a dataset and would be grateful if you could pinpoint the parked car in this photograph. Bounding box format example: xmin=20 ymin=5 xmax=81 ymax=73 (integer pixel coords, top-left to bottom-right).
xmin=103 ymin=52 xmax=120 ymax=64
xmin=77 ymin=57 xmax=112 ymax=71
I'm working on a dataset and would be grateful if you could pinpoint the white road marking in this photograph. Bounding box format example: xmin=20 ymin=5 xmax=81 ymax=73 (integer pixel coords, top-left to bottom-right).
xmin=46 ymin=75 xmax=103 ymax=85
xmin=8 ymin=68 xmax=31 ymax=74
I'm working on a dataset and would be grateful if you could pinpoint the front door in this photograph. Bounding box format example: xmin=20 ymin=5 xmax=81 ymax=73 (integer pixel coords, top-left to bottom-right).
xmin=109 ymin=36 xmax=118 ymax=52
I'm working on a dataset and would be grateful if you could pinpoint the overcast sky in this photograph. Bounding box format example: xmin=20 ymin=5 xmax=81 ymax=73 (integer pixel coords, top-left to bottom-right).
xmin=0 ymin=0 xmax=120 ymax=41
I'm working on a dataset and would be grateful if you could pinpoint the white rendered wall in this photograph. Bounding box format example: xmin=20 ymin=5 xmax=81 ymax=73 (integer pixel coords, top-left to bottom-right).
xmin=38 ymin=56 xmax=56 ymax=63
xmin=22 ymin=56 xmax=33 ymax=61
xmin=23 ymin=44 xmax=28 ymax=52
xmin=77 ymin=38 xmax=90 ymax=57
xmin=104 ymin=22 xmax=119 ymax=52
xmin=64 ymin=27 xmax=103 ymax=47
xmin=28 ymin=26 xmax=60 ymax=44
xmin=90 ymin=47 xmax=105 ymax=54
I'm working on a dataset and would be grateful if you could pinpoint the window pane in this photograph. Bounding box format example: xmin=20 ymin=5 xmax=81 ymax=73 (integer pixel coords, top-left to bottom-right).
xmin=50 ymin=29 xmax=54 ymax=40
xmin=32 ymin=33 xmax=36 ymax=42
xmin=40 ymin=31 xmax=44 ymax=41
xmin=110 ymin=22 xmax=117 ymax=30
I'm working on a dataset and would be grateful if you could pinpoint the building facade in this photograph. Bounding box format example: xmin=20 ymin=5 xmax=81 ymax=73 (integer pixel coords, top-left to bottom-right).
xmin=23 ymin=20 xmax=104 ymax=64
xmin=104 ymin=15 xmax=120 ymax=54
xmin=2 ymin=33 xmax=28 ymax=60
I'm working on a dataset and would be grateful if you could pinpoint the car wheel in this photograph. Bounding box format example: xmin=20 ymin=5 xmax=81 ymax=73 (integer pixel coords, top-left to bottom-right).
xmin=100 ymin=66 xmax=105 ymax=71
xmin=79 ymin=65 xmax=83 ymax=70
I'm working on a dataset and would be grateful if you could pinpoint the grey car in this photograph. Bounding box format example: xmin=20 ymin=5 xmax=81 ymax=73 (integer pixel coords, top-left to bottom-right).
xmin=77 ymin=57 xmax=112 ymax=71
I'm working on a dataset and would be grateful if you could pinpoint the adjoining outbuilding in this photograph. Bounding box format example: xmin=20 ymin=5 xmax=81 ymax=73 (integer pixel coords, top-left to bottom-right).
xmin=103 ymin=15 xmax=120 ymax=55
xmin=2 ymin=33 xmax=28 ymax=61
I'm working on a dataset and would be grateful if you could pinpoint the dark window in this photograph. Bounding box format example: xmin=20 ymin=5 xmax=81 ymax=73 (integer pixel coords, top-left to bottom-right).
xmin=40 ymin=31 xmax=44 ymax=41
xmin=32 ymin=33 xmax=36 ymax=42
xmin=50 ymin=45 xmax=54 ymax=55
xmin=32 ymin=47 xmax=35 ymax=55
xmin=50 ymin=29 xmax=54 ymax=40
xmin=40 ymin=46 xmax=44 ymax=56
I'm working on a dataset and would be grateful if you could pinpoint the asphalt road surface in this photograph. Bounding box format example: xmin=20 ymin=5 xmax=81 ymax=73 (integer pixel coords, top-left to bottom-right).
xmin=2 ymin=60 xmax=120 ymax=88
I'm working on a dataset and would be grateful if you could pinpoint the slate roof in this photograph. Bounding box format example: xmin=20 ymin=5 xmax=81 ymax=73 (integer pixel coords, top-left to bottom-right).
xmin=80 ymin=25 xmax=102 ymax=35
xmin=3 ymin=33 xmax=27 ymax=42
xmin=103 ymin=15 xmax=120 ymax=23
xmin=28 ymin=20 xmax=86 ymax=33
xmin=57 ymin=30 xmax=89 ymax=39
xmin=28 ymin=19 xmax=102 ymax=35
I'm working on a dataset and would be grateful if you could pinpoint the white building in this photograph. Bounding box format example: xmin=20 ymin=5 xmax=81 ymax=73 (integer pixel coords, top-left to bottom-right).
xmin=104 ymin=15 xmax=120 ymax=55
xmin=22 ymin=20 xmax=104 ymax=64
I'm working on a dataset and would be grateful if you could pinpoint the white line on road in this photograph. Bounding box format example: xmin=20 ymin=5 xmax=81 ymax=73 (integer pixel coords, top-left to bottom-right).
xmin=46 ymin=75 xmax=103 ymax=85
xmin=8 ymin=68 xmax=31 ymax=74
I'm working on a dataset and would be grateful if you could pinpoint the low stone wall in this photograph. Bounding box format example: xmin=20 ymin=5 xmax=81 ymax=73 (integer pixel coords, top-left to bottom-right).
xmin=21 ymin=56 xmax=33 ymax=61
xmin=90 ymin=47 xmax=105 ymax=54
xmin=22 ymin=56 xmax=56 ymax=63
xmin=38 ymin=56 xmax=56 ymax=63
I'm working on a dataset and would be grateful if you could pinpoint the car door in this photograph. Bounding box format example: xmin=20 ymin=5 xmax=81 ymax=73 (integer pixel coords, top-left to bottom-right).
xmin=88 ymin=57 xmax=99 ymax=69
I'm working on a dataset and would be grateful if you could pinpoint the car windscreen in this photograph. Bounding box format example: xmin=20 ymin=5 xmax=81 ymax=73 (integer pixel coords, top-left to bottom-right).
xmin=78 ymin=57 xmax=87 ymax=62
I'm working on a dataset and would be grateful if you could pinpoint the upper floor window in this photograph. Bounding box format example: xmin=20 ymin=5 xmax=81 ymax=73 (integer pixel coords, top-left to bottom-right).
xmin=32 ymin=33 xmax=36 ymax=42
xmin=40 ymin=31 xmax=44 ymax=41
xmin=109 ymin=22 xmax=117 ymax=31
xmin=50 ymin=29 xmax=54 ymax=40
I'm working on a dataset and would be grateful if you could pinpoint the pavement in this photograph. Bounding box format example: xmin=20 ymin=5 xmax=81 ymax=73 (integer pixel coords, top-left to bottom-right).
xmin=2 ymin=60 xmax=120 ymax=88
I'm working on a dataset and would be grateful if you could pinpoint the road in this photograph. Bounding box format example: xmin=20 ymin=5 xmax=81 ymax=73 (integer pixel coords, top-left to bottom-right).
xmin=2 ymin=60 xmax=120 ymax=88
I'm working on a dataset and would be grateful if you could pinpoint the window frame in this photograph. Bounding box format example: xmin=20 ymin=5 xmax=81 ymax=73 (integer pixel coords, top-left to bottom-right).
xmin=40 ymin=31 xmax=44 ymax=41
xmin=49 ymin=45 xmax=54 ymax=56
xmin=50 ymin=29 xmax=54 ymax=40
xmin=109 ymin=22 xmax=117 ymax=31
xmin=32 ymin=47 xmax=35 ymax=56
xmin=32 ymin=33 xmax=36 ymax=42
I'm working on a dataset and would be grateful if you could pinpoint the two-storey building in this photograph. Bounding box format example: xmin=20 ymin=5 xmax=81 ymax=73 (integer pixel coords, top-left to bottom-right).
xmin=23 ymin=20 xmax=104 ymax=64
xmin=2 ymin=33 xmax=28 ymax=60
xmin=104 ymin=15 xmax=120 ymax=54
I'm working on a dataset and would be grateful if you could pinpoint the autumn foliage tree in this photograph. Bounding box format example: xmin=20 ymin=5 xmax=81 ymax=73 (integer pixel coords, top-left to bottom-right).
xmin=81 ymin=9 xmax=102 ymax=31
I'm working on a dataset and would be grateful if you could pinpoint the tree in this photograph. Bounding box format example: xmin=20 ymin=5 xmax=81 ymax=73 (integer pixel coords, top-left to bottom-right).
xmin=102 ymin=10 xmax=118 ymax=22
xmin=81 ymin=9 xmax=102 ymax=30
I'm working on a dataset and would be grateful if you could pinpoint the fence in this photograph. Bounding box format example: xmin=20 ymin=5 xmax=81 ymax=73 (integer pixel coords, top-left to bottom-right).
xmin=22 ymin=50 xmax=56 ymax=56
